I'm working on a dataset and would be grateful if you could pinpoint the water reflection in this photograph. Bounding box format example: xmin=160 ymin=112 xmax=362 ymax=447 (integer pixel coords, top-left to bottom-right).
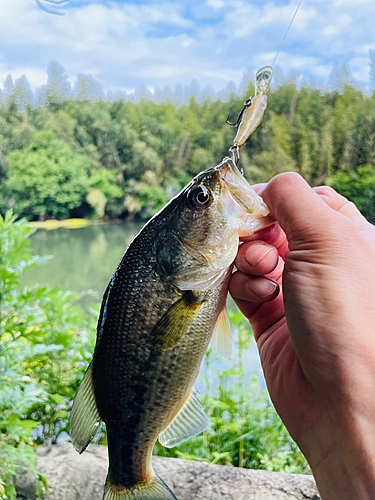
xmin=24 ymin=222 xmax=144 ymax=308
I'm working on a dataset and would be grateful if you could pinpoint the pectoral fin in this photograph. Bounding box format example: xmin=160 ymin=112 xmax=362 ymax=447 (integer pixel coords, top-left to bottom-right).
xmin=209 ymin=305 xmax=232 ymax=360
xmin=69 ymin=361 xmax=102 ymax=453
xmin=159 ymin=388 xmax=209 ymax=448
xmin=152 ymin=294 xmax=202 ymax=349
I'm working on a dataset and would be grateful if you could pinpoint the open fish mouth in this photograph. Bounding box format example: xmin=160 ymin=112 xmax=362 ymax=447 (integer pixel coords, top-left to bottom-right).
xmin=216 ymin=158 xmax=274 ymax=237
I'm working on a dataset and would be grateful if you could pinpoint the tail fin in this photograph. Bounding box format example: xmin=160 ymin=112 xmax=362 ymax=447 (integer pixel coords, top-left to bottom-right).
xmin=103 ymin=474 xmax=178 ymax=500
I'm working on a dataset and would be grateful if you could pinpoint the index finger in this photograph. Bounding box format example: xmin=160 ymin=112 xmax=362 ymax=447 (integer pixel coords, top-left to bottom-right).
xmin=242 ymin=183 xmax=289 ymax=258
xmin=240 ymin=223 xmax=289 ymax=260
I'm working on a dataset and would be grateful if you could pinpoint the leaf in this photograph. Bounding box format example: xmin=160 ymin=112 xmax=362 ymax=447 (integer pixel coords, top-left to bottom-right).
xmin=32 ymin=344 xmax=64 ymax=356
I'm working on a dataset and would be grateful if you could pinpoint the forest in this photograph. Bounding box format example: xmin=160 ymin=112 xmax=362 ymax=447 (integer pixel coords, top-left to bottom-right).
xmin=1 ymin=62 xmax=375 ymax=223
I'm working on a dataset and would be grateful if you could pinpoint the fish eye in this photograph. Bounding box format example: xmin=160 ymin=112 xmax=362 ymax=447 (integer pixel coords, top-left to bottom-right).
xmin=187 ymin=186 xmax=212 ymax=209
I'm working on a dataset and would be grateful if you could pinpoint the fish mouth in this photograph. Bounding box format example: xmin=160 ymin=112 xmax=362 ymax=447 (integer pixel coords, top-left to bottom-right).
xmin=217 ymin=158 xmax=274 ymax=237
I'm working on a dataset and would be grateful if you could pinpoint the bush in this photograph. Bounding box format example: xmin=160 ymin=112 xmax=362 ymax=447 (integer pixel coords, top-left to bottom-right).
xmin=6 ymin=131 xmax=90 ymax=220
xmin=0 ymin=211 xmax=96 ymax=498
xmin=326 ymin=165 xmax=375 ymax=222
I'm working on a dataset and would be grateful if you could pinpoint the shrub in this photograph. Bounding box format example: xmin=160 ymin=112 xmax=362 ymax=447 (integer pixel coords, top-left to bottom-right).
xmin=6 ymin=131 xmax=90 ymax=220
xmin=326 ymin=165 xmax=375 ymax=222
xmin=0 ymin=211 xmax=96 ymax=498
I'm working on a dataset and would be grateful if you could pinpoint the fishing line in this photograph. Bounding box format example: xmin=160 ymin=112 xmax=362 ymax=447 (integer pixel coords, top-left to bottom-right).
xmin=271 ymin=0 xmax=303 ymax=67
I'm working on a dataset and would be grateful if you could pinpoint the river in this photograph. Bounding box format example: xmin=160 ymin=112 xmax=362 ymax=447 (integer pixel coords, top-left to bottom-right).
xmin=24 ymin=222 xmax=144 ymax=309
xmin=24 ymin=222 xmax=264 ymax=392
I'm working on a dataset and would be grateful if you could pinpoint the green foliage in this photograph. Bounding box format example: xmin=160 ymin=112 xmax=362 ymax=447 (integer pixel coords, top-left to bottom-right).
xmin=327 ymin=165 xmax=375 ymax=222
xmin=154 ymin=311 xmax=310 ymax=474
xmin=87 ymin=169 xmax=123 ymax=219
xmin=6 ymin=130 xmax=90 ymax=219
xmin=86 ymin=188 xmax=108 ymax=219
xmin=123 ymin=170 xmax=169 ymax=219
xmin=89 ymin=169 xmax=123 ymax=201
xmin=2 ymin=69 xmax=375 ymax=221
xmin=0 ymin=211 xmax=96 ymax=498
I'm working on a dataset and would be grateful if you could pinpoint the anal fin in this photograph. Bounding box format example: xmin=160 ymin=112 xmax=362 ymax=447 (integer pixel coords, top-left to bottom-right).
xmin=69 ymin=361 xmax=102 ymax=453
xmin=209 ymin=304 xmax=232 ymax=360
xmin=159 ymin=388 xmax=209 ymax=448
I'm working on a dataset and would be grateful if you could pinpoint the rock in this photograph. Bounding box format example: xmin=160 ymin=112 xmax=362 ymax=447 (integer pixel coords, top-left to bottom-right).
xmin=16 ymin=443 xmax=320 ymax=500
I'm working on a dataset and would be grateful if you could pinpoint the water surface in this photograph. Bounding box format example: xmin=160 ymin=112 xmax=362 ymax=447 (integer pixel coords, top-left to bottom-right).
xmin=24 ymin=222 xmax=144 ymax=308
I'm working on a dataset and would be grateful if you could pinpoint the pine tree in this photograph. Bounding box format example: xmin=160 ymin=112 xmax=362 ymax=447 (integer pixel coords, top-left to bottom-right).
xmin=46 ymin=61 xmax=72 ymax=104
xmin=369 ymin=49 xmax=375 ymax=95
xmin=13 ymin=76 xmax=33 ymax=113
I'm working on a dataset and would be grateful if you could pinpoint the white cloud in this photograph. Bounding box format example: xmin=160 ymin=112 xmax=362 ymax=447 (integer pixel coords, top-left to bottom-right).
xmin=180 ymin=37 xmax=195 ymax=49
xmin=202 ymin=69 xmax=243 ymax=83
xmin=0 ymin=0 xmax=374 ymax=96
xmin=207 ymin=0 xmax=226 ymax=9
xmin=333 ymin=0 xmax=372 ymax=6
xmin=322 ymin=25 xmax=339 ymax=38
xmin=134 ymin=64 xmax=187 ymax=80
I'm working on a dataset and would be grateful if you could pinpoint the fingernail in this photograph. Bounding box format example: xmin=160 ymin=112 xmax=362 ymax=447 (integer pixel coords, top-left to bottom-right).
xmin=245 ymin=245 xmax=273 ymax=268
xmin=249 ymin=278 xmax=278 ymax=298
xmin=258 ymin=183 xmax=268 ymax=196
xmin=314 ymin=190 xmax=330 ymax=202
xmin=318 ymin=194 xmax=330 ymax=202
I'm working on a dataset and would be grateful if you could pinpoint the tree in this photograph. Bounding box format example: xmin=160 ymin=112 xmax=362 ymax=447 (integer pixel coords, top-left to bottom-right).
xmin=45 ymin=61 xmax=72 ymax=104
xmin=326 ymin=165 xmax=375 ymax=222
xmin=13 ymin=76 xmax=33 ymax=113
xmin=73 ymin=74 xmax=104 ymax=102
xmin=369 ymin=49 xmax=375 ymax=95
xmin=2 ymin=75 xmax=15 ymax=110
xmin=6 ymin=130 xmax=90 ymax=219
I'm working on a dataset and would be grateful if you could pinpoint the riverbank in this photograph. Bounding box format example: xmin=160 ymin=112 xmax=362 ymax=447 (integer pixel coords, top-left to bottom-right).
xmin=29 ymin=218 xmax=110 ymax=230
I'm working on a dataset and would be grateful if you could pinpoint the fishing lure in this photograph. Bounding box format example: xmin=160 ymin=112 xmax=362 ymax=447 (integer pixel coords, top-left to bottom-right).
xmin=227 ymin=66 xmax=273 ymax=162
xmin=227 ymin=0 xmax=303 ymax=164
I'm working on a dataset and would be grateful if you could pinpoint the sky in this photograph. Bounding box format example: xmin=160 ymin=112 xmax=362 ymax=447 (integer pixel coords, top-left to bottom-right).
xmin=0 ymin=0 xmax=375 ymax=97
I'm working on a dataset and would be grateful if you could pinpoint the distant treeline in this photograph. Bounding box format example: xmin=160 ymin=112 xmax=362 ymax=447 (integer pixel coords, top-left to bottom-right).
xmin=1 ymin=62 xmax=375 ymax=222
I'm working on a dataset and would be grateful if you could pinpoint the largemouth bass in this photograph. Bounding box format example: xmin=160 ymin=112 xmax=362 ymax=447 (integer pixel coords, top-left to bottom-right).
xmin=70 ymin=157 xmax=272 ymax=500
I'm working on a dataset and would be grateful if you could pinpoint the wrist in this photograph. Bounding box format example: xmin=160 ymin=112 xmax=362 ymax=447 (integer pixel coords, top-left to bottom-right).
xmin=299 ymin=414 xmax=375 ymax=500
xmin=313 ymin=446 xmax=375 ymax=500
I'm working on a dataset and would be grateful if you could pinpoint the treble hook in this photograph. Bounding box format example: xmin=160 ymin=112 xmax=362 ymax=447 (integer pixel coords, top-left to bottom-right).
xmin=226 ymin=98 xmax=252 ymax=128
xmin=227 ymin=67 xmax=273 ymax=150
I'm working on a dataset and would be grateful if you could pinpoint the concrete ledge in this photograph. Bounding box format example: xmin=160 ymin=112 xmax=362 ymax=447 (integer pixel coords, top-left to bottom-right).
xmin=15 ymin=443 xmax=320 ymax=500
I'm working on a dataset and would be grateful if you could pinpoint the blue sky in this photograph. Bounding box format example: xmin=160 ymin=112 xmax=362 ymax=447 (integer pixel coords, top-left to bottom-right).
xmin=0 ymin=0 xmax=374 ymax=96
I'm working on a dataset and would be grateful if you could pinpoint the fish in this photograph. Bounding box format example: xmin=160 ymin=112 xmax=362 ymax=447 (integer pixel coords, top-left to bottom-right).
xmin=69 ymin=156 xmax=273 ymax=500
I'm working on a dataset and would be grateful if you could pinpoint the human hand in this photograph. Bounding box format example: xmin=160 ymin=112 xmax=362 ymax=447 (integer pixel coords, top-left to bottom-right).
xmin=229 ymin=173 xmax=375 ymax=499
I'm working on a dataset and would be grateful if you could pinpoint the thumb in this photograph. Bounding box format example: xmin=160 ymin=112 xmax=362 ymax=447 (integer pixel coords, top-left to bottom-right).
xmin=260 ymin=173 xmax=344 ymax=250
